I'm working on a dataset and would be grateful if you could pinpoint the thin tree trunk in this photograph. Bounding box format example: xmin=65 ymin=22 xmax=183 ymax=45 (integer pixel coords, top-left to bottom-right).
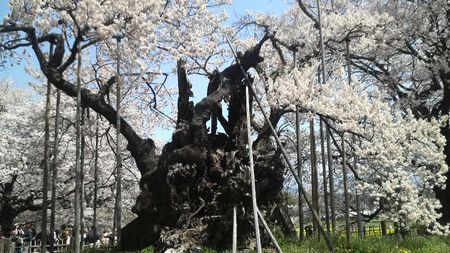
xmin=93 ymin=112 xmax=99 ymax=240
xmin=41 ymin=43 xmax=53 ymax=253
xmin=80 ymin=107 xmax=86 ymax=244
xmin=352 ymin=136 xmax=363 ymax=237
xmin=316 ymin=0 xmax=327 ymax=238
xmin=380 ymin=200 xmax=387 ymax=236
xmin=381 ymin=221 xmax=387 ymax=236
xmin=50 ymin=88 xmax=61 ymax=252
xmin=296 ymin=106 xmax=304 ymax=240
xmin=342 ymin=133 xmax=351 ymax=247
xmin=114 ymin=37 xmax=123 ymax=248
xmin=309 ymin=118 xmax=319 ymax=237
xmin=320 ymin=120 xmax=330 ymax=234
xmin=74 ymin=42 xmax=82 ymax=253
xmin=394 ymin=222 xmax=400 ymax=237
xmin=355 ymin=193 xmax=363 ymax=237
xmin=326 ymin=127 xmax=336 ymax=233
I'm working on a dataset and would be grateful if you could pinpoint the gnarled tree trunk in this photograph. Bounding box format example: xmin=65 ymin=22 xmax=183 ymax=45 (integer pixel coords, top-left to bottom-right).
xmin=38 ymin=35 xmax=291 ymax=251
xmin=121 ymin=36 xmax=288 ymax=251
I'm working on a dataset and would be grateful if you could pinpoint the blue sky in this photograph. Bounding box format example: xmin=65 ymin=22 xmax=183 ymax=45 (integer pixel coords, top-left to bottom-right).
xmin=0 ymin=0 xmax=291 ymax=140
xmin=0 ymin=0 xmax=290 ymax=86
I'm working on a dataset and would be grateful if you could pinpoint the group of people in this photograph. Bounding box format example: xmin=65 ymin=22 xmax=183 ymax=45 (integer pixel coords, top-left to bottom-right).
xmin=3 ymin=223 xmax=112 ymax=252
xmin=10 ymin=223 xmax=39 ymax=253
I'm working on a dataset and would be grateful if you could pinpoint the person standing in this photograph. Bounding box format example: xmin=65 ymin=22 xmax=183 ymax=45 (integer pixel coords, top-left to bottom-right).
xmin=23 ymin=223 xmax=34 ymax=253
xmin=12 ymin=224 xmax=24 ymax=253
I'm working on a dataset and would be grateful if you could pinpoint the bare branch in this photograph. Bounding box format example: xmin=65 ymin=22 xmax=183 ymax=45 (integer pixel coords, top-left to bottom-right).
xmin=296 ymin=0 xmax=318 ymax=24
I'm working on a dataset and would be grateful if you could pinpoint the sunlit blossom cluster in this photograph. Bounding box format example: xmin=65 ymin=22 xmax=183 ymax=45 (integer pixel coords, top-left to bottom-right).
xmin=251 ymin=1 xmax=449 ymax=233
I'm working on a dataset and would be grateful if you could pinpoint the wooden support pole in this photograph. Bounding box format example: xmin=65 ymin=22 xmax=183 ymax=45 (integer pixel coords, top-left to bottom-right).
xmin=93 ymin=113 xmax=100 ymax=240
xmin=232 ymin=206 xmax=237 ymax=253
xmin=80 ymin=107 xmax=86 ymax=239
xmin=257 ymin=209 xmax=283 ymax=253
xmin=41 ymin=43 xmax=53 ymax=253
xmin=352 ymin=134 xmax=363 ymax=238
xmin=326 ymin=123 xmax=336 ymax=232
xmin=318 ymin=1 xmax=337 ymax=231
xmin=320 ymin=119 xmax=331 ymax=234
xmin=245 ymin=81 xmax=262 ymax=253
xmin=296 ymin=106 xmax=304 ymax=240
xmin=50 ymin=88 xmax=61 ymax=253
xmin=293 ymin=50 xmax=304 ymax=240
xmin=74 ymin=40 xmax=82 ymax=253
xmin=114 ymin=35 xmax=123 ymax=248
xmin=316 ymin=0 xmax=331 ymax=238
xmin=342 ymin=133 xmax=351 ymax=247
xmin=226 ymin=37 xmax=335 ymax=253
xmin=309 ymin=118 xmax=319 ymax=237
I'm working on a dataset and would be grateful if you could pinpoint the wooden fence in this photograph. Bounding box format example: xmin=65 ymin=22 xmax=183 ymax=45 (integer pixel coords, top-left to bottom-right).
xmin=0 ymin=238 xmax=110 ymax=253
xmin=0 ymin=238 xmax=14 ymax=253
xmin=295 ymin=224 xmax=396 ymax=238
xmin=349 ymin=225 xmax=395 ymax=237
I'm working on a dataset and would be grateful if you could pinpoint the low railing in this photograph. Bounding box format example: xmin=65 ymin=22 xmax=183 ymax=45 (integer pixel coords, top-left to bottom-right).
xmin=295 ymin=224 xmax=397 ymax=238
xmin=0 ymin=238 xmax=111 ymax=253
xmin=26 ymin=239 xmax=71 ymax=253
xmin=349 ymin=225 xmax=396 ymax=237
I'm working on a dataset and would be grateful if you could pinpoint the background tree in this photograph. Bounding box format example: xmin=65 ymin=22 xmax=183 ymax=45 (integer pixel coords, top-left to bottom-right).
xmin=0 ymin=79 xmax=141 ymax=237
xmin=0 ymin=80 xmax=44 ymax=235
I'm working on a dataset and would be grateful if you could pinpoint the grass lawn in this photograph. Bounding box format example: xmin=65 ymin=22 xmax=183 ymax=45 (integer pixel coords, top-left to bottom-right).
xmin=274 ymin=235 xmax=450 ymax=253
xmin=200 ymin=233 xmax=450 ymax=253
xmin=86 ymin=233 xmax=450 ymax=253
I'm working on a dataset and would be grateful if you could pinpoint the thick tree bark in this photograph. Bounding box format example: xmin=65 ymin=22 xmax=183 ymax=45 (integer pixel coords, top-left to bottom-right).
xmin=0 ymin=209 xmax=14 ymax=237
xmin=435 ymin=70 xmax=450 ymax=224
xmin=120 ymin=35 xmax=289 ymax=251
xmin=0 ymin=175 xmax=42 ymax=236
xmin=176 ymin=59 xmax=193 ymax=125
xmin=0 ymin=175 xmax=18 ymax=236
xmin=436 ymin=125 xmax=450 ymax=224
